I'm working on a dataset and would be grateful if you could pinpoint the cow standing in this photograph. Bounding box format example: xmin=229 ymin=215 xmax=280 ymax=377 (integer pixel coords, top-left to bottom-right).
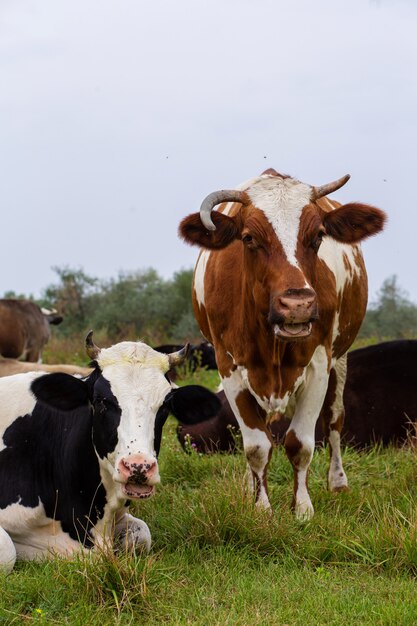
xmin=0 ymin=333 xmax=219 ymax=573
xmin=0 ymin=299 xmax=63 ymax=362
xmin=180 ymin=169 xmax=385 ymax=519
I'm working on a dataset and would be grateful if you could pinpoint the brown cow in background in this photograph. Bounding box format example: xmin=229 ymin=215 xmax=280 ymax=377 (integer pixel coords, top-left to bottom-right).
xmin=0 ymin=358 xmax=92 ymax=378
xmin=0 ymin=299 xmax=63 ymax=362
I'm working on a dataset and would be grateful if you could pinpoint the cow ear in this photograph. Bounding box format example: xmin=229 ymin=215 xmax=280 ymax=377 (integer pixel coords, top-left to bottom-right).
xmin=165 ymin=385 xmax=221 ymax=423
xmin=322 ymin=203 xmax=386 ymax=244
xmin=179 ymin=212 xmax=241 ymax=250
xmin=31 ymin=373 xmax=89 ymax=411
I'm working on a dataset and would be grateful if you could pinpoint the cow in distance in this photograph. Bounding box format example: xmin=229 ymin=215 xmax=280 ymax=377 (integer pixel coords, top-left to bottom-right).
xmin=0 ymin=299 xmax=63 ymax=362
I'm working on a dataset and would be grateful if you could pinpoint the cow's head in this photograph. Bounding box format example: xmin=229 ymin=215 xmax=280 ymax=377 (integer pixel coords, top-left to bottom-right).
xmin=179 ymin=170 xmax=386 ymax=341
xmin=31 ymin=332 xmax=220 ymax=502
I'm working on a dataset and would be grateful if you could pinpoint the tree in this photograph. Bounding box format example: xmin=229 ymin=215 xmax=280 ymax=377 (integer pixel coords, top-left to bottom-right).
xmin=359 ymin=275 xmax=417 ymax=339
xmin=41 ymin=267 xmax=99 ymax=335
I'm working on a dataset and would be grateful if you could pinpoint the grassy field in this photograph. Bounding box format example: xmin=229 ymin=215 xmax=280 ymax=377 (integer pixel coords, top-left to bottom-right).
xmin=2 ymin=368 xmax=417 ymax=625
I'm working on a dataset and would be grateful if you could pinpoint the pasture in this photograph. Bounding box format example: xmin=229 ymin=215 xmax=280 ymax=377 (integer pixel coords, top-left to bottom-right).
xmin=1 ymin=365 xmax=417 ymax=625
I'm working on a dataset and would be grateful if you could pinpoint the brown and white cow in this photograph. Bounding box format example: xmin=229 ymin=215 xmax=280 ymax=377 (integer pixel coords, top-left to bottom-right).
xmin=179 ymin=169 xmax=386 ymax=519
xmin=0 ymin=299 xmax=63 ymax=362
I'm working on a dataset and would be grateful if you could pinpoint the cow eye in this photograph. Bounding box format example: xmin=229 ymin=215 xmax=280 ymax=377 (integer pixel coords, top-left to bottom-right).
xmin=311 ymin=229 xmax=326 ymax=252
xmin=242 ymin=234 xmax=259 ymax=249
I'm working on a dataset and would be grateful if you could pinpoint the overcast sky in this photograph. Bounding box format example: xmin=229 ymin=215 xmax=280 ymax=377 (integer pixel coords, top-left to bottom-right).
xmin=1 ymin=0 xmax=416 ymax=303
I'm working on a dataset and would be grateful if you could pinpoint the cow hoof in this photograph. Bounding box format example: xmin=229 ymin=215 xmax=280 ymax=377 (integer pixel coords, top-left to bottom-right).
xmin=328 ymin=473 xmax=349 ymax=493
xmin=294 ymin=501 xmax=314 ymax=522
xmin=330 ymin=484 xmax=350 ymax=494
xmin=115 ymin=518 xmax=151 ymax=554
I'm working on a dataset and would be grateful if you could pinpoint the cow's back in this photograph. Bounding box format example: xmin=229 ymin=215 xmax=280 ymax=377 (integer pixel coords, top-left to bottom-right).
xmin=0 ymin=300 xmax=50 ymax=361
xmin=343 ymin=340 xmax=417 ymax=445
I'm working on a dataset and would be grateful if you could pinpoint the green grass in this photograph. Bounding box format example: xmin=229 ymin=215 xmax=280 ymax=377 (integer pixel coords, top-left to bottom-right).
xmin=2 ymin=366 xmax=417 ymax=625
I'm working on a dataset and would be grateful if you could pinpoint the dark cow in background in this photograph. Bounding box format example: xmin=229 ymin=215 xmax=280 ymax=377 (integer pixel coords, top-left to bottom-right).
xmin=0 ymin=299 xmax=63 ymax=362
xmin=180 ymin=168 xmax=385 ymax=519
xmin=177 ymin=341 xmax=417 ymax=452
xmin=154 ymin=341 xmax=217 ymax=376
xmin=0 ymin=333 xmax=220 ymax=573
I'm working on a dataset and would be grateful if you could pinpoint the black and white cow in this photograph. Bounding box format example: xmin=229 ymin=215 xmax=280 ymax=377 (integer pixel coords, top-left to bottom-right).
xmin=0 ymin=333 xmax=220 ymax=573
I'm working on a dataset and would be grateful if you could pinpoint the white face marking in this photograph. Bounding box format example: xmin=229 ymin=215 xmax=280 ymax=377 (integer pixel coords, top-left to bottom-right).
xmin=97 ymin=342 xmax=171 ymax=483
xmin=245 ymin=176 xmax=312 ymax=269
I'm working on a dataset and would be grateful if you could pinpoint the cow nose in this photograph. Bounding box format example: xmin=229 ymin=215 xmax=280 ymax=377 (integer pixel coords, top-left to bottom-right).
xmin=118 ymin=454 xmax=158 ymax=484
xmin=275 ymin=289 xmax=317 ymax=322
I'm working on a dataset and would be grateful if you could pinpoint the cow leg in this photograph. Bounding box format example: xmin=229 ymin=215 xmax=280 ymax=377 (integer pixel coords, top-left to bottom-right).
xmin=114 ymin=513 xmax=151 ymax=553
xmin=321 ymin=355 xmax=349 ymax=492
xmin=285 ymin=348 xmax=329 ymax=520
xmin=0 ymin=527 xmax=16 ymax=574
xmin=222 ymin=377 xmax=273 ymax=509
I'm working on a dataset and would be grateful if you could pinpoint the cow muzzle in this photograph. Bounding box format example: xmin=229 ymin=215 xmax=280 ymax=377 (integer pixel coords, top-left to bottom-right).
xmin=269 ymin=289 xmax=318 ymax=340
xmin=117 ymin=454 xmax=160 ymax=499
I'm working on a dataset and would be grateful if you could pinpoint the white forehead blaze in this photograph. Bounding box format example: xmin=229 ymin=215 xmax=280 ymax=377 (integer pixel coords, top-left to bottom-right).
xmin=97 ymin=342 xmax=171 ymax=457
xmin=245 ymin=176 xmax=312 ymax=268
xmin=97 ymin=342 xmax=171 ymax=409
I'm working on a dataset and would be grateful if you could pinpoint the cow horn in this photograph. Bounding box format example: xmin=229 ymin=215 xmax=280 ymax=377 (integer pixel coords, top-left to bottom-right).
xmin=86 ymin=330 xmax=101 ymax=360
xmin=313 ymin=174 xmax=350 ymax=199
xmin=200 ymin=190 xmax=246 ymax=231
xmin=168 ymin=343 xmax=190 ymax=367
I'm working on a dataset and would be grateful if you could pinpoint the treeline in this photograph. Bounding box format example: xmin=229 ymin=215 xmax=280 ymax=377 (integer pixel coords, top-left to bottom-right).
xmin=4 ymin=269 xmax=417 ymax=344
xmin=6 ymin=267 xmax=199 ymax=345
xmin=358 ymin=275 xmax=417 ymax=340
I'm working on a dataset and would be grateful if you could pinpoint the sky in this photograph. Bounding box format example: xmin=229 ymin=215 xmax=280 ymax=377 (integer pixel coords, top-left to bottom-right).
xmin=1 ymin=0 xmax=416 ymax=303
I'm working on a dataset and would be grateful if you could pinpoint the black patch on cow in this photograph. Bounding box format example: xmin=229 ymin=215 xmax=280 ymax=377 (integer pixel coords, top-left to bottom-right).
xmin=31 ymin=373 xmax=90 ymax=412
xmin=153 ymin=386 xmax=220 ymax=457
xmin=0 ymin=404 xmax=106 ymax=547
xmin=166 ymin=385 xmax=221 ymax=423
xmin=91 ymin=376 xmax=122 ymax=459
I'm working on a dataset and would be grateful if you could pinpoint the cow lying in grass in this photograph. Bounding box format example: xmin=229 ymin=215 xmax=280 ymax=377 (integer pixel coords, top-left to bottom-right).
xmin=177 ymin=340 xmax=417 ymax=453
xmin=0 ymin=357 xmax=92 ymax=378
xmin=0 ymin=333 xmax=220 ymax=573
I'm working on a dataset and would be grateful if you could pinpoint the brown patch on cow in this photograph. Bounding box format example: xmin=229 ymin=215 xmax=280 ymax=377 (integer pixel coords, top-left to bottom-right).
xmin=342 ymin=252 xmax=352 ymax=274
xmin=284 ymin=429 xmax=302 ymax=458
xmin=235 ymin=390 xmax=269 ymax=433
xmin=332 ymin=483 xmax=350 ymax=493
xmin=248 ymin=444 xmax=273 ymax=502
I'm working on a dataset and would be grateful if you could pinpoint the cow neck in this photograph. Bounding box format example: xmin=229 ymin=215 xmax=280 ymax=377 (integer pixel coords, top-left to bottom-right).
xmin=223 ymin=283 xmax=299 ymax=401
